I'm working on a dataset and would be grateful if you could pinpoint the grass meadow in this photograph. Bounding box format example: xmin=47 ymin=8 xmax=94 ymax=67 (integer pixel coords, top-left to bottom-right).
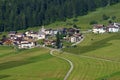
xmin=0 ymin=48 xmax=70 ymax=80
xmin=61 ymin=32 xmax=120 ymax=80
xmin=63 ymin=33 xmax=120 ymax=61
xmin=54 ymin=51 xmax=120 ymax=80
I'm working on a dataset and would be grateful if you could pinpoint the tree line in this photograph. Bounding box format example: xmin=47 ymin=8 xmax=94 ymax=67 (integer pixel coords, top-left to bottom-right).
xmin=0 ymin=0 xmax=119 ymax=32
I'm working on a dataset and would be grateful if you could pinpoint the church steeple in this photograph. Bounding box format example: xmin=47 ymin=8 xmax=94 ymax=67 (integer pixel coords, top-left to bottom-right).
xmin=41 ymin=26 xmax=45 ymax=32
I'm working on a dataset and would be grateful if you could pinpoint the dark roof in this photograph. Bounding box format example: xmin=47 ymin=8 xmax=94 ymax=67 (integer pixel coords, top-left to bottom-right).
xmin=9 ymin=31 xmax=17 ymax=34
xmin=107 ymin=25 xmax=119 ymax=28
xmin=93 ymin=24 xmax=104 ymax=29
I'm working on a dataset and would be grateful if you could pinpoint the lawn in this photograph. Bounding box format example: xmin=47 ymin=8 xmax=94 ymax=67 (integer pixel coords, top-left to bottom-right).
xmin=0 ymin=47 xmax=70 ymax=80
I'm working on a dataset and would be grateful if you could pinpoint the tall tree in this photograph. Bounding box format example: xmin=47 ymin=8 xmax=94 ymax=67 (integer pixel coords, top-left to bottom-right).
xmin=56 ymin=31 xmax=61 ymax=49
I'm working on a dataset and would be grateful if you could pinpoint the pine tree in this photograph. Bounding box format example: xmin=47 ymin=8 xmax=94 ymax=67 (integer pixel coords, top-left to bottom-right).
xmin=56 ymin=31 xmax=61 ymax=49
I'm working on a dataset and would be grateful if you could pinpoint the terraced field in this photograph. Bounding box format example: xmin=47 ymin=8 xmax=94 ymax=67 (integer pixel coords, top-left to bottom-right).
xmin=0 ymin=48 xmax=70 ymax=80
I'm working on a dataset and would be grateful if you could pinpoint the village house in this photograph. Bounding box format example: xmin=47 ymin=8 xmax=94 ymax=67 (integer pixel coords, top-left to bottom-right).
xmin=15 ymin=33 xmax=24 ymax=38
xmin=13 ymin=38 xmax=22 ymax=45
xmin=8 ymin=31 xmax=17 ymax=40
xmin=18 ymin=40 xmax=36 ymax=49
xmin=92 ymin=24 xmax=106 ymax=33
xmin=107 ymin=24 xmax=119 ymax=32
xmin=25 ymin=31 xmax=38 ymax=39
xmin=8 ymin=31 xmax=17 ymax=37
xmin=53 ymin=30 xmax=58 ymax=35
xmin=2 ymin=38 xmax=13 ymax=45
xmin=44 ymin=29 xmax=53 ymax=35
xmin=70 ymin=33 xmax=83 ymax=43
xmin=25 ymin=30 xmax=45 ymax=40
xmin=113 ymin=22 xmax=120 ymax=28
xmin=38 ymin=30 xmax=46 ymax=40
xmin=43 ymin=39 xmax=56 ymax=47
xmin=67 ymin=28 xmax=80 ymax=36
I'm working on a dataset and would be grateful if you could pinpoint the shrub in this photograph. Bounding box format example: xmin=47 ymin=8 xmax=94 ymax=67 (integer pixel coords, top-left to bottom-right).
xmin=111 ymin=16 xmax=116 ymax=20
xmin=108 ymin=20 xmax=112 ymax=24
xmin=89 ymin=20 xmax=98 ymax=25
xmin=102 ymin=14 xmax=110 ymax=20
xmin=73 ymin=18 xmax=78 ymax=22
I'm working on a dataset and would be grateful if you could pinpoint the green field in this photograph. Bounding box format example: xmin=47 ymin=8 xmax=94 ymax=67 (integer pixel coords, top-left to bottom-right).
xmin=60 ymin=32 xmax=120 ymax=80
xmin=0 ymin=48 xmax=70 ymax=80
xmin=54 ymin=51 xmax=120 ymax=80
xmin=0 ymin=46 xmax=15 ymax=58
xmin=63 ymin=33 xmax=120 ymax=61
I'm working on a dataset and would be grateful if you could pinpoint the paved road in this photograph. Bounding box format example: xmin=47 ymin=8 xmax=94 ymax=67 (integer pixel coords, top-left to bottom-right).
xmin=50 ymin=50 xmax=74 ymax=80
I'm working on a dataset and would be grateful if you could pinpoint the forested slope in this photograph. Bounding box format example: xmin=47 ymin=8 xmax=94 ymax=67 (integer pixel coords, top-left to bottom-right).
xmin=0 ymin=0 xmax=120 ymax=31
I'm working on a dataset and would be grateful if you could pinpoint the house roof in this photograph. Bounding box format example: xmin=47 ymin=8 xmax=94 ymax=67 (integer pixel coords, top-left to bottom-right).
xmin=38 ymin=31 xmax=45 ymax=35
xmin=107 ymin=25 xmax=119 ymax=28
xmin=9 ymin=31 xmax=17 ymax=34
xmin=93 ymin=24 xmax=104 ymax=29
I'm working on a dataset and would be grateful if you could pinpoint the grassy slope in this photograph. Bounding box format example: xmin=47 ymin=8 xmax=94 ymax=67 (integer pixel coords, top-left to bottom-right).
xmin=54 ymin=51 xmax=120 ymax=80
xmin=0 ymin=48 xmax=70 ymax=80
xmin=62 ymin=32 xmax=120 ymax=80
xmin=0 ymin=46 xmax=15 ymax=58
xmin=63 ymin=33 xmax=120 ymax=61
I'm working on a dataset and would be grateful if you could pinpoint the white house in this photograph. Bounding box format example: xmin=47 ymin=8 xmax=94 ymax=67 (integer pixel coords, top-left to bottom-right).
xmin=44 ymin=29 xmax=53 ymax=35
xmin=113 ymin=23 xmax=120 ymax=28
xmin=18 ymin=40 xmax=36 ymax=49
xmin=8 ymin=31 xmax=17 ymax=40
xmin=15 ymin=33 xmax=24 ymax=38
xmin=25 ymin=30 xmax=45 ymax=40
xmin=38 ymin=31 xmax=46 ymax=40
xmin=107 ymin=25 xmax=119 ymax=32
xmin=70 ymin=34 xmax=82 ymax=43
xmin=70 ymin=36 xmax=77 ymax=43
xmin=8 ymin=31 xmax=17 ymax=37
xmin=93 ymin=24 xmax=106 ymax=33
xmin=53 ymin=30 xmax=58 ymax=35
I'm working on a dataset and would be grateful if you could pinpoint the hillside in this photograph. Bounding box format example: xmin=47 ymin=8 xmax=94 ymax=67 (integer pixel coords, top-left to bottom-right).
xmin=0 ymin=0 xmax=120 ymax=31
xmin=0 ymin=47 xmax=69 ymax=80
xmin=46 ymin=3 xmax=120 ymax=29
xmin=0 ymin=3 xmax=120 ymax=40
xmin=22 ymin=3 xmax=120 ymax=31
